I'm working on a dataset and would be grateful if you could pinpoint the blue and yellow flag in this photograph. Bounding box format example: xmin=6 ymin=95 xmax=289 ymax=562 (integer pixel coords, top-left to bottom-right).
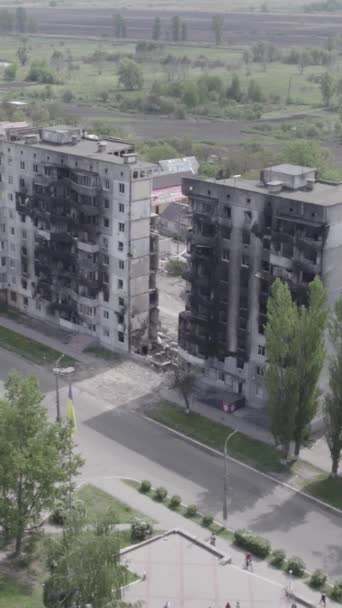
xmin=66 ymin=384 xmax=77 ymax=433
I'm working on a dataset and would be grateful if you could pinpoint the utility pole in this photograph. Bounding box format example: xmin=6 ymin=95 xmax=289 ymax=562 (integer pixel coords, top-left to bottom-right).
xmin=52 ymin=354 xmax=75 ymax=423
xmin=223 ymin=430 xmax=238 ymax=521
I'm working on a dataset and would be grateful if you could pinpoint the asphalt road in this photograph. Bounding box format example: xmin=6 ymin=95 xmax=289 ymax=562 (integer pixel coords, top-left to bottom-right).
xmin=0 ymin=347 xmax=341 ymax=577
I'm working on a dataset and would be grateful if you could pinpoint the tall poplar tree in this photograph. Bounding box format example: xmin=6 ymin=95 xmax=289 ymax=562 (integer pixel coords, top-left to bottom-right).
xmin=324 ymin=295 xmax=342 ymax=476
xmin=264 ymin=279 xmax=298 ymax=461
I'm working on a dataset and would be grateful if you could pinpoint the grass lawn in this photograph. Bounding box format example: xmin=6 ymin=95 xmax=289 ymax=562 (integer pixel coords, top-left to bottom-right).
xmin=0 ymin=325 xmax=76 ymax=367
xmin=304 ymin=474 xmax=342 ymax=510
xmin=0 ymin=576 xmax=42 ymax=608
xmin=147 ymin=401 xmax=284 ymax=473
xmin=77 ymin=483 xmax=152 ymax=524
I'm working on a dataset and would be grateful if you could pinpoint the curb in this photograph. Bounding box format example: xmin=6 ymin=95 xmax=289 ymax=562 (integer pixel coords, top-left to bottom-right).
xmin=141 ymin=414 xmax=342 ymax=518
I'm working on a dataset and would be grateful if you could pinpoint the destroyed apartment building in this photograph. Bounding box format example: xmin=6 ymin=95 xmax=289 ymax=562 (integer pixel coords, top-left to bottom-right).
xmin=0 ymin=123 xmax=159 ymax=354
xmin=179 ymin=164 xmax=342 ymax=408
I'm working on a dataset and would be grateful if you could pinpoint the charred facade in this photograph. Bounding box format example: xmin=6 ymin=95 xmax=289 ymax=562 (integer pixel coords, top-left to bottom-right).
xmin=179 ymin=164 xmax=342 ymax=408
xmin=0 ymin=124 xmax=158 ymax=353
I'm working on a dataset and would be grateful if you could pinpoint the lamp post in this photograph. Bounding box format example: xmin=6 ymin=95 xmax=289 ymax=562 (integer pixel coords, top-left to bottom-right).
xmin=223 ymin=429 xmax=238 ymax=521
xmin=52 ymin=354 xmax=75 ymax=422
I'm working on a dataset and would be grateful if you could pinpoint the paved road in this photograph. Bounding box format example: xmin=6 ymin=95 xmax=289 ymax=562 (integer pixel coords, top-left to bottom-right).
xmin=0 ymin=347 xmax=341 ymax=577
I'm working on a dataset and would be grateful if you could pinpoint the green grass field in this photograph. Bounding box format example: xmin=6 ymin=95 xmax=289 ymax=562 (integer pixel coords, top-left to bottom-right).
xmin=0 ymin=577 xmax=42 ymax=608
xmin=305 ymin=474 xmax=342 ymax=510
xmin=147 ymin=400 xmax=285 ymax=473
xmin=77 ymin=483 xmax=153 ymax=524
xmin=0 ymin=324 xmax=76 ymax=366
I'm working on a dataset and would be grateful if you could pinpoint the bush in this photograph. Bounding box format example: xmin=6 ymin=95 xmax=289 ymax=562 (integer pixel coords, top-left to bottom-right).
xmin=154 ymin=486 xmax=168 ymax=502
xmin=270 ymin=549 xmax=286 ymax=568
xmin=131 ymin=518 xmax=153 ymax=542
xmin=185 ymin=504 xmax=197 ymax=518
xmin=202 ymin=514 xmax=214 ymax=528
xmin=166 ymin=258 xmax=186 ymax=277
xmin=331 ymin=580 xmax=342 ymax=602
xmin=27 ymin=61 xmax=56 ymax=84
xmin=139 ymin=480 xmax=151 ymax=494
xmin=169 ymin=494 xmax=181 ymax=509
xmin=62 ymin=89 xmax=73 ymax=102
xmin=310 ymin=569 xmax=327 ymax=589
xmin=4 ymin=63 xmax=17 ymax=81
xmin=286 ymin=556 xmax=306 ymax=577
xmin=234 ymin=529 xmax=271 ymax=559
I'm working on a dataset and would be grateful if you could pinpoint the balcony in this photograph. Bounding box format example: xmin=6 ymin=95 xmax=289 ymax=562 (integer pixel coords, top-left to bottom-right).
xmin=77 ymin=240 xmax=99 ymax=254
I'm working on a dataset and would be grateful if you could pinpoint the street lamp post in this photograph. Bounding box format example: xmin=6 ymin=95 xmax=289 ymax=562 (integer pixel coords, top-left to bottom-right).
xmin=223 ymin=429 xmax=238 ymax=521
xmin=52 ymin=354 xmax=75 ymax=422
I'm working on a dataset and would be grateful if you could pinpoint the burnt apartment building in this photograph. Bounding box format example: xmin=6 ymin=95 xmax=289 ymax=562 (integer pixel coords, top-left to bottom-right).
xmin=179 ymin=164 xmax=342 ymax=408
xmin=0 ymin=123 xmax=159 ymax=353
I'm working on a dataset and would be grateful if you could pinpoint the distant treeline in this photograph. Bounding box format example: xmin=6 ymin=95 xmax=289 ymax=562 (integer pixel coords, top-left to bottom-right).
xmin=0 ymin=6 xmax=36 ymax=34
xmin=304 ymin=0 xmax=342 ymax=12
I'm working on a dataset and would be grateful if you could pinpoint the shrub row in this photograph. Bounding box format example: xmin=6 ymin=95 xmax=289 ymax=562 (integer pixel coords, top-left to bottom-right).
xmin=234 ymin=529 xmax=271 ymax=559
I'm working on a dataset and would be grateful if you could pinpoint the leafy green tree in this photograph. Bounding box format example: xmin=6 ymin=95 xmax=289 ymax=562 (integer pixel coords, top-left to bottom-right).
xmin=292 ymin=278 xmax=327 ymax=457
xmin=247 ymin=79 xmax=263 ymax=102
xmin=171 ymin=15 xmax=181 ymax=42
xmin=243 ymin=48 xmax=253 ymax=74
xmin=227 ymin=74 xmax=242 ymax=101
xmin=324 ymin=295 xmax=342 ymax=476
xmin=15 ymin=6 xmax=28 ymax=32
xmin=50 ymin=49 xmax=64 ymax=72
xmin=152 ymin=16 xmax=161 ymax=40
xmin=282 ymin=139 xmax=331 ymax=173
xmin=320 ymin=72 xmax=335 ymax=107
xmin=27 ymin=60 xmax=56 ymax=84
xmin=182 ymin=81 xmax=199 ymax=107
xmin=264 ymin=279 xmax=298 ymax=462
xmin=112 ymin=14 xmax=127 ymax=38
xmin=0 ymin=372 xmax=82 ymax=554
xmin=117 ymin=58 xmax=143 ymax=90
xmin=17 ymin=45 xmax=28 ymax=66
xmin=212 ymin=14 xmax=224 ymax=45
xmin=198 ymin=74 xmax=224 ymax=102
xmin=4 ymin=63 xmax=17 ymax=81
xmin=44 ymin=511 xmax=126 ymax=608
xmin=181 ymin=21 xmax=188 ymax=42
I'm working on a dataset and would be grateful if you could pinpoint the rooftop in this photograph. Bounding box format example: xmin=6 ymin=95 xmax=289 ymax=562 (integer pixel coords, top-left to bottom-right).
xmin=264 ymin=163 xmax=315 ymax=176
xmin=184 ymin=173 xmax=342 ymax=207
xmin=220 ymin=177 xmax=342 ymax=207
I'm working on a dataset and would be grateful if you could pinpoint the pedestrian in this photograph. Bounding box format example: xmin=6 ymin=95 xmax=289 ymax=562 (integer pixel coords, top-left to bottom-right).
xmin=319 ymin=593 xmax=326 ymax=607
xmin=245 ymin=552 xmax=252 ymax=570
xmin=225 ymin=603 xmax=231 ymax=608
xmin=210 ymin=532 xmax=216 ymax=547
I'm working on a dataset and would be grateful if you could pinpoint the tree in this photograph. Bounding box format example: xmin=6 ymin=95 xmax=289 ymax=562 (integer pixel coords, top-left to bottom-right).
xmin=182 ymin=81 xmax=199 ymax=108
xmin=320 ymin=72 xmax=335 ymax=107
xmin=171 ymin=15 xmax=181 ymax=42
xmin=247 ymin=79 xmax=263 ymax=102
xmin=15 ymin=6 xmax=28 ymax=33
xmin=17 ymin=45 xmax=28 ymax=66
xmin=44 ymin=511 xmax=126 ymax=608
xmin=171 ymin=367 xmax=195 ymax=414
xmin=152 ymin=16 xmax=161 ymax=40
xmin=227 ymin=74 xmax=242 ymax=102
xmin=212 ymin=14 xmax=224 ymax=45
xmin=292 ymin=278 xmax=327 ymax=457
xmin=117 ymin=58 xmax=143 ymax=90
xmin=181 ymin=21 xmax=188 ymax=42
xmin=112 ymin=14 xmax=127 ymax=38
xmin=242 ymin=48 xmax=253 ymax=75
xmin=324 ymin=295 xmax=342 ymax=476
xmin=0 ymin=372 xmax=82 ymax=554
xmin=4 ymin=63 xmax=17 ymax=81
xmin=264 ymin=279 xmax=298 ymax=462
xmin=282 ymin=139 xmax=331 ymax=173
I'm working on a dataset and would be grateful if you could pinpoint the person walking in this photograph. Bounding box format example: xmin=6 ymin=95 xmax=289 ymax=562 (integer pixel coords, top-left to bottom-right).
xmin=210 ymin=533 xmax=216 ymax=547
xmin=245 ymin=552 xmax=253 ymax=570
xmin=225 ymin=603 xmax=232 ymax=608
xmin=319 ymin=593 xmax=326 ymax=607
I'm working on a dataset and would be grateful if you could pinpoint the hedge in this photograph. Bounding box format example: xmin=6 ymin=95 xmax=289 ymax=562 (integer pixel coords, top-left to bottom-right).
xmin=234 ymin=528 xmax=271 ymax=558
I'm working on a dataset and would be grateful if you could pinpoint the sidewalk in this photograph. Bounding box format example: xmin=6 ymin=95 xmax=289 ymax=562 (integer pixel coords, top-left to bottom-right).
xmin=161 ymin=387 xmax=335 ymax=476
xmin=91 ymin=476 xmax=337 ymax=608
